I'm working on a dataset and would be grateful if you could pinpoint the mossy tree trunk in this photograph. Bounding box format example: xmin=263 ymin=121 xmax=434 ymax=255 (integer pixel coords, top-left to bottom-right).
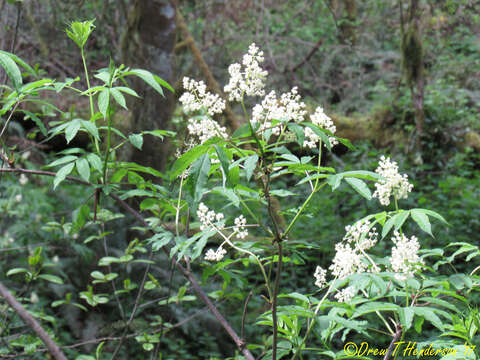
xmin=120 ymin=0 xmax=176 ymax=172
xmin=401 ymin=0 xmax=425 ymax=156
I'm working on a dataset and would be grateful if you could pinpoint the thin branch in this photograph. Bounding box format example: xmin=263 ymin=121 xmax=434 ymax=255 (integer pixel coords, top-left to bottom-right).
xmin=287 ymin=38 xmax=323 ymax=73
xmin=241 ymin=291 xmax=253 ymax=340
xmin=271 ymin=242 xmax=283 ymax=360
xmin=383 ymin=324 xmax=403 ymax=360
xmin=0 ymin=282 xmax=67 ymax=360
xmin=0 ymin=168 xmax=255 ymax=360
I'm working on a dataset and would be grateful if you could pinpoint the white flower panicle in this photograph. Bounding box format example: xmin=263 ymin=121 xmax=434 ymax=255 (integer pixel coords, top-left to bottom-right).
xmin=180 ymin=77 xmax=226 ymax=116
xmin=304 ymin=106 xmax=338 ymax=148
xmin=373 ymin=156 xmax=413 ymax=206
xmin=205 ymin=246 xmax=227 ymax=262
xmin=334 ymin=286 xmax=356 ymax=303
xmin=224 ymin=43 xmax=268 ymax=101
xmin=197 ymin=202 xmax=224 ymax=231
xmin=344 ymin=220 xmax=378 ymax=251
xmin=389 ymin=231 xmax=424 ymax=280
xmin=252 ymin=87 xmax=307 ymax=135
xmin=314 ymin=266 xmax=327 ymax=288
xmin=329 ymin=220 xmax=379 ymax=279
xmin=233 ymin=215 xmax=248 ymax=239
xmin=187 ymin=117 xmax=228 ymax=144
xmin=329 ymin=242 xmax=368 ymax=279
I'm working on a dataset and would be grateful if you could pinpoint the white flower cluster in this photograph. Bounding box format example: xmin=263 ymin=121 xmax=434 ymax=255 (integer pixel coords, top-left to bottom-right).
xmin=334 ymin=286 xmax=356 ymax=303
xmin=205 ymin=246 xmax=227 ymax=262
xmin=344 ymin=219 xmax=378 ymax=251
xmin=233 ymin=215 xmax=248 ymax=239
xmin=187 ymin=117 xmax=228 ymax=144
xmin=180 ymin=77 xmax=226 ymax=116
xmin=304 ymin=107 xmax=338 ymax=148
xmin=314 ymin=266 xmax=327 ymax=288
xmin=19 ymin=174 xmax=28 ymax=185
xmin=197 ymin=202 xmax=224 ymax=231
xmin=329 ymin=243 xmax=368 ymax=279
xmin=252 ymin=87 xmax=307 ymax=135
xmin=224 ymin=43 xmax=268 ymax=101
xmin=373 ymin=156 xmax=413 ymax=206
xmin=329 ymin=220 xmax=378 ymax=279
xmin=389 ymin=231 xmax=424 ymax=280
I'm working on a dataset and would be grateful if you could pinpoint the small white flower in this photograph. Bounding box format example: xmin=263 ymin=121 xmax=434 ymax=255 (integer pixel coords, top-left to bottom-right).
xmin=197 ymin=203 xmax=224 ymax=231
xmin=180 ymin=77 xmax=226 ymax=116
xmin=304 ymin=107 xmax=338 ymax=148
xmin=389 ymin=231 xmax=423 ymax=280
xmin=233 ymin=215 xmax=248 ymax=239
xmin=329 ymin=243 xmax=367 ymax=279
xmin=8 ymin=237 xmax=14 ymax=243
xmin=314 ymin=266 xmax=327 ymax=288
xmin=334 ymin=286 xmax=356 ymax=303
xmin=344 ymin=220 xmax=378 ymax=251
xmin=30 ymin=292 xmax=39 ymax=304
xmin=373 ymin=156 xmax=413 ymax=206
xmin=52 ymin=255 xmax=59 ymax=263
xmin=205 ymin=246 xmax=227 ymax=262
xmin=224 ymin=43 xmax=268 ymax=101
xmin=187 ymin=116 xmax=228 ymax=144
xmin=15 ymin=194 xmax=22 ymax=202
xmin=19 ymin=174 xmax=28 ymax=185
xmin=252 ymin=88 xmax=307 ymax=137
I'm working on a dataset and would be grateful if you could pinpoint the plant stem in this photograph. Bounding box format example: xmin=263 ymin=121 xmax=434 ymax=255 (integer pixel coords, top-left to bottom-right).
xmin=81 ymin=47 xmax=100 ymax=154
xmin=102 ymin=112 xmax=112 ymax=184
xmin=283 ymin=141 xmax=324 ymax=237
xmin=291 ymin=279 xmax=336 ymax=360
xmin=272 ymin=241 xmax=283 ymax=360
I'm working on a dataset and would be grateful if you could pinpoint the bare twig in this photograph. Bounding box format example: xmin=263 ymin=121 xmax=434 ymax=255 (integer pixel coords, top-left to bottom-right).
xmin=0 ymin=282 xmax=67 ymax=360
xmin=383 ymin=324 xmax=403 ymax=360
xmin=287 ymin=38 xmax=323 ymax=73
xmin=241 ymin=291 xmax=253 ymax=340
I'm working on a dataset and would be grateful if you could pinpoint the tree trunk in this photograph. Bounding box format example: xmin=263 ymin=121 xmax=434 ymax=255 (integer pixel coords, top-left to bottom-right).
xmin=120 ymin=0 xmax=176 ymax=172
xmin=401 ymin=0 xmax=425 ymax=156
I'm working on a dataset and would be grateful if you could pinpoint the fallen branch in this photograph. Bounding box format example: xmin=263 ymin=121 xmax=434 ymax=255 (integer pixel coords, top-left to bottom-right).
xmin=0 ymin=282 xmax=67 ymax=360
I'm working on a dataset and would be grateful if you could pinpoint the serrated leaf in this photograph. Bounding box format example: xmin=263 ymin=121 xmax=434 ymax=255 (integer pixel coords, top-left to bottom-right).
xmin=38 ymin=274 xmax=64 ymax=284
xmin=98 ymin=88 xmax=110 ymax=117
xmin=6 ymin=268 xmax=28 ymax=276
xmin=21 ymin=110 xmax=47 ymax=136
xmin=345 ymin=178 xmax=371 ymax=200
xmin=189 ymin=153 xmax=210 ymax=203
xmin=87 ymin=153 xmax=102 ymax=172
xmin=110 ymin=88 xmax=127 ymax=109
xmin=244 ymin=155 xmax=258 ymax=181
xmin=47 ymin=155 xmax=78 ymax=167
xmin=413 ymin=307 xmax=444 ymax=331
xmin=399 ymin=307 xmax=414 ymax=330
xmin=54 ymin=162 xmax=75 ymax=189
xmin=0 ymin=52 xmax=22 ymax=89
xmin=124 ymin=69 xmax=167 ymax=96
xmin=129 ymin=134 xmax=143 ymax=150
xmin=81 ymin=120 xmax=100 ymax=140
xmin=382 ymin=211 xmax=409 ymax=238
xmin=115 ymin=86 xmax=139 ymax=97
xmin=170 ymin=144 xmax=210 ymax=179
xmin=76 ymin=158 xmax=90 ymax=182
xmin=411 ymin=209 xmax=433 ymax=237
xmin=65 ymin=120 xmax=81 ymax=144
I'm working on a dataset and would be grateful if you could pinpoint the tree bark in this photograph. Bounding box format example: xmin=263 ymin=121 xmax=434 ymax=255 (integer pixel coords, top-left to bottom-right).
xmin=120 ymin=0 xmax=176 ymax=172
